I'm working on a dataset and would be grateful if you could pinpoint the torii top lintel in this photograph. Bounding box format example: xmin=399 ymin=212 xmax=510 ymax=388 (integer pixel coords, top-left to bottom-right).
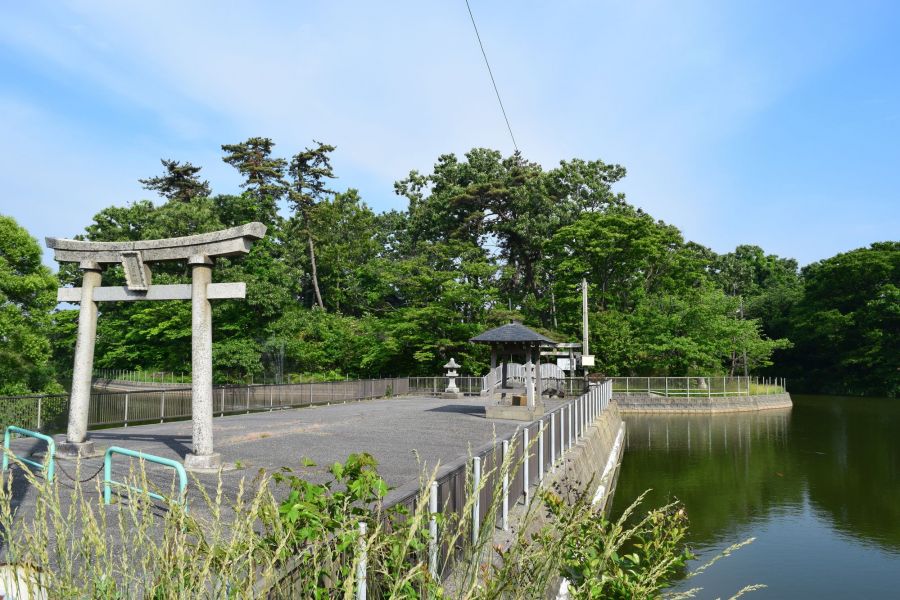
xmin=46 ymin=222 xmax=267 ymax=265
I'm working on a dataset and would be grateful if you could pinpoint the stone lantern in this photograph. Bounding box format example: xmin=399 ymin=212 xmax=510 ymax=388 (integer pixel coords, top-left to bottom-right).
xmin=444 ymin=358 xmax=463 ymax=397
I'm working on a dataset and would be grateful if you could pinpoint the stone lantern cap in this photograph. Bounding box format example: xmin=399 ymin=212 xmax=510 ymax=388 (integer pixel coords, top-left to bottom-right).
xmin=444 ymin=358 xmax=461 ymax=370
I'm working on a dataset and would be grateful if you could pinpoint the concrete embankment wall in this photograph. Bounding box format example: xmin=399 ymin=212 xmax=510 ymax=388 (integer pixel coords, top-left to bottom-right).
xmin=615 ymin=392 xmax=793 ymax=413
xmin=552 ymin=402 xmax=625 ymax=510
xmin=488 ymin=403 xmax=626 ymax=599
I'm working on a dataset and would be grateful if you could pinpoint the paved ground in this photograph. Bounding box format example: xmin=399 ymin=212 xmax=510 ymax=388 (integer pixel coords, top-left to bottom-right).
xmin=0 ymin=394 xmax=571 ymax=592
xmin=6 ymin=394 xmax=564 ymax=507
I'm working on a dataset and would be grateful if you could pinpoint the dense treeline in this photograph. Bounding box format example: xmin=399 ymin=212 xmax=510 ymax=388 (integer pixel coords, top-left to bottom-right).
xmin=777 ymin=242 xmax=898 ymax=397
xmin=0 ymin=141 xmax=896 ymax=396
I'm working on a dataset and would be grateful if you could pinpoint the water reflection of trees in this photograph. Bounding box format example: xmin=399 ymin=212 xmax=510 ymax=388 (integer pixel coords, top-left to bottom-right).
xmin=612 ymin=396 xmax=900 ymax=552
xmin=791 ymin=395 xmax=900 ymax=551
xmin=613 ymin=409 xmax=799 ymax=546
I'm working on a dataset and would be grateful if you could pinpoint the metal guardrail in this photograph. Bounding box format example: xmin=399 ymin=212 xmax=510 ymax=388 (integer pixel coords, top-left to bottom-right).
xmin=94 ymin=368 xmax=190 ymax=385
xmin=385 ymin=380 xmax=613 ymax=579
xmin=2 ymin=426 xmax=56 ymax=481
xmin=413 ymin=374 xmax=588 ymax=398
xmin=609 ymin=376 xmax=787 ymax=397
xmin=407 ymin=377 xmax=485 ymax=395
xmin=0 ymin=377 xmax=411 ymax=433
xmin=103 ymin=446 xmax=188 ymax=508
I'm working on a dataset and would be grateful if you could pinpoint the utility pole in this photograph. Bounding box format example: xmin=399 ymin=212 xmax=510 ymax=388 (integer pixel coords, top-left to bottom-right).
xmin=739 ymin=290 xmax=748 ymax=378
xmin=582 ymin=278 xmax=590 ymax=378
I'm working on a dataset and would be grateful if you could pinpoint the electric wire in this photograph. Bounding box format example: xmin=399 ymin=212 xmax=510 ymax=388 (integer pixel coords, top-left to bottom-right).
xmin=464 ymin=0 xmax=519 ymax=152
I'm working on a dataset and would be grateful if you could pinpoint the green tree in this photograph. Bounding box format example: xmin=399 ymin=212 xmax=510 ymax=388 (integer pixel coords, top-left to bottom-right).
xmin=139 ymin=159 xmax=211 ymax=203
xmin=550 ymin=207 xmax=694 ymax=314
xmin=305 ymin=189 xmax=380 ymax=314
xmin=711 ymin=245 xmax=803 ymax=350
xmin=782 ymin=242 xmax=899 ymax=397
xmin=287 ymin=141 xmax=337 ymax=310
xmin=396 ymin=149 xmax=627 ymax=325
xmin=54 ymin=191 xmax=298 ymax=383
xmin=221 ymin=137 xmax=287 ymax=223
xmin=0 ymin=216 xmax=61 ymax=394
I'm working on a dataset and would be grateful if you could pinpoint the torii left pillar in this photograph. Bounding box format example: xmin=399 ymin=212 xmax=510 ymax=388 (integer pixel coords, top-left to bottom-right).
xmin=60 ymin=261 xmax=103 ymax=457
xmin=48 ymin=222 xmax=266 ymax=470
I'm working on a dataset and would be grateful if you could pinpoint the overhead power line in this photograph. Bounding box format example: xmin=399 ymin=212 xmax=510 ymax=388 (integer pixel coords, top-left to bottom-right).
xmin=464 ymin=0 xmax=519 ymax=153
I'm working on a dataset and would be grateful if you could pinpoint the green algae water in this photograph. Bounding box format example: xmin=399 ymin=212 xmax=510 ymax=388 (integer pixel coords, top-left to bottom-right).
xmin=611 ymin=395 xmax=900 ymax=598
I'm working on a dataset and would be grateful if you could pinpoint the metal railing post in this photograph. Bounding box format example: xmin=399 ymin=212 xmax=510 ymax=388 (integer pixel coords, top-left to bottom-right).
xmin=582 ymin=395 xmax=586 ymax=434
xmin=571 ymin=400 xmax=576 ymax=441
xmin=575 ymin=398 xmax=580 ymax=439
xmin=3 ymin=426 xmax=56 ymax=481
xmin=538 ymin=421 xmax=545 ymax=482
xmin=580 ymin=397 xmax=584 ymax=438
xmin=160 ymin=391 xmax=165 ymax=423
xmin=665 ymin=377 xmax=669 ymax=397
xmin=103 ymin=446 xmax=186 ymax=507
xmin=502 ymin=439 xmax=509 ymax=530
xmin=569 ymin=401 xmax=574 ymax=447
xmin=356 ymin=522 xmax=367 ymax=600
xmin=124 ymin=393 xmax=129 ymax=428
xmin=580 ymin=396 xmax=584 ymax=436
xmin=523 ymin=429 xmax=529 ymax=504
xmin=36 ymin=397 xmax=42 ymax=431
xmin=562 ymin=406 xmax=567 ymax=453
xmin=550 ymin=413 xmax=556 ymax=465
xmin=472 ymin=456 xmax=481 ymax=545
xmin=429 ymin=481 xmax=439 ymax=577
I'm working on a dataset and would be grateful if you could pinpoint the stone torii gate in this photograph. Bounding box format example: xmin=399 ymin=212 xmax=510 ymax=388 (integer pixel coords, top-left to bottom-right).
xmin=47 ymin=222 xmax=266 ymax=470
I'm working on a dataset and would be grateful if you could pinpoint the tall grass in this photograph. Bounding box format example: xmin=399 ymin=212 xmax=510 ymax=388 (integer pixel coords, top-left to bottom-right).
xmin=0 ymin=441 xmax=746 ymax=599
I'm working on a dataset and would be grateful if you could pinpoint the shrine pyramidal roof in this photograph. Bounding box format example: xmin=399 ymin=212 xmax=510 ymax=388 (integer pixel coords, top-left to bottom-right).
xmin=470 ymin=322 xmax=556 ymax=345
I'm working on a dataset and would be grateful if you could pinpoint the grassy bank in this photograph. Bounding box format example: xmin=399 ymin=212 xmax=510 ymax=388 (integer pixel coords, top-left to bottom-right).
xmin=0 ymin=449 xmax=716 ymax=599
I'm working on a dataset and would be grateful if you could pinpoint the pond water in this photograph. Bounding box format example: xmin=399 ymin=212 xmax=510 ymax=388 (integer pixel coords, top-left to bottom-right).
xmin=611 ymin=395 xmax=900 ymax=599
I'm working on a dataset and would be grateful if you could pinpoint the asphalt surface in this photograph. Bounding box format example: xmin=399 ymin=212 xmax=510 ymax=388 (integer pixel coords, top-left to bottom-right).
xmin=5 ymin=394 xmax=564 ymax=506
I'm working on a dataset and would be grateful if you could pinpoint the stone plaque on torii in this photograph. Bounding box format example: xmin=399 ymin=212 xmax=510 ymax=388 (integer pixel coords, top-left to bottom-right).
xmin=47 ymin=222 xmax=266 ymax=471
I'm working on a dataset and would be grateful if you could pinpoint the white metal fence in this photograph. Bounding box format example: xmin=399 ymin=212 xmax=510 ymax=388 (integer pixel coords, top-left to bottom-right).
xmin=609 ymin=376 xmax=787 ymax=397
xmin=1 ymin=372 xmax=598 ymax=434
xmin=407 ymin=377 xmax=485 ymax=396
xmin=93 ymin=368 xmax=191 ymax=385
xmin=480 ymin=363 xmax=577 ymax=396
xmin=380 ymin=379 xmax=613 ymax=585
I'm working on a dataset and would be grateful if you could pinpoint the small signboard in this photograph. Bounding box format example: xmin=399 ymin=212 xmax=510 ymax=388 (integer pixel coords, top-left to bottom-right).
xmin=580 ymin=355 xmax=595 ymax=367
xmin=557 ymin=358 xmax=574 ymax=371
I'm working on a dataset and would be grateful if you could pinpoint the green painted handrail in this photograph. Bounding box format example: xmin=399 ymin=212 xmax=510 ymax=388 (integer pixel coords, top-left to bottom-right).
xmin=103 ymin=446 xmax=187 ymax=509
xmin=2 ymin=426 xmax=55 ymax=481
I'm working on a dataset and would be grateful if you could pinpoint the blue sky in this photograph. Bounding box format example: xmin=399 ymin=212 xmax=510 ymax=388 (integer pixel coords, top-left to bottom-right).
xmin=1 ymin=1 xmax=897 ymax=268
